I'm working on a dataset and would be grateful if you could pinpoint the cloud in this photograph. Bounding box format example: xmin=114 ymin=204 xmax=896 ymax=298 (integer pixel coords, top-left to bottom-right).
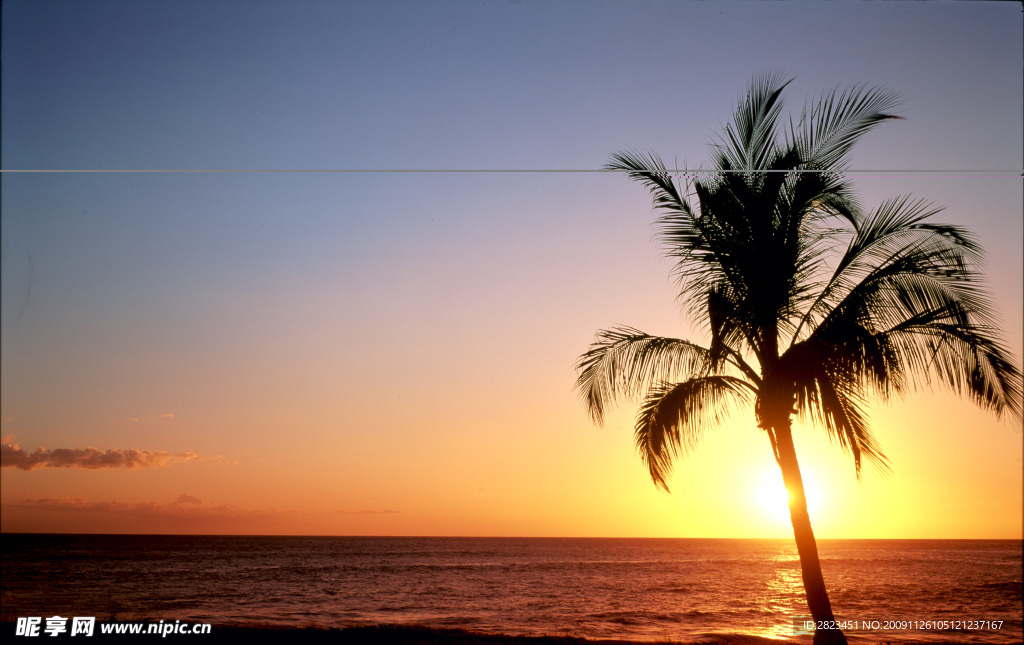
xmin=1 ymin=441 xmax=199 ymax=471
xmin=158 ymin=413 xmax=175 ymax=419
xmin=174 ymin=494 xmax=203 ymax=505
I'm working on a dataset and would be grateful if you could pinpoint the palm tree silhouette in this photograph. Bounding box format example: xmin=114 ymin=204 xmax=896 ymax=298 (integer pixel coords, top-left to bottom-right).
xmin=575 ymin=72 xmax=1022 ymax=645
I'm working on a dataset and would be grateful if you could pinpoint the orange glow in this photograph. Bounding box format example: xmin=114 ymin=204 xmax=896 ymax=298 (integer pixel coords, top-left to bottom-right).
xmin=755 ymin=468 xmax=790 ymax=524
xmin=1 ymin=0 xmax=1021 ymax=544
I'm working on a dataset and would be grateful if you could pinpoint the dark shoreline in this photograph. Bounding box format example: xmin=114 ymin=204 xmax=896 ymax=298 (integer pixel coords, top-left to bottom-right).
xmin=9 ymin=622 xmax=1017 ymax=645
xmin=195 ymin=625 xmax=796 ymax=644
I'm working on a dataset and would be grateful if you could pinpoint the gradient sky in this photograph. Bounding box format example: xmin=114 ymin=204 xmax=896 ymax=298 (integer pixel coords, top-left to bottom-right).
xmin=2 ymin=0 xmax=1021 ymax=538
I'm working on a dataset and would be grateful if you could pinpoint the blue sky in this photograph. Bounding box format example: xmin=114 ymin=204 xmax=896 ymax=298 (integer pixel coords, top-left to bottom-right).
xmin=2 ymin=0 xmax=1021 ymax=537
xmin=5 ymin=1 xmax=1020 ymax=171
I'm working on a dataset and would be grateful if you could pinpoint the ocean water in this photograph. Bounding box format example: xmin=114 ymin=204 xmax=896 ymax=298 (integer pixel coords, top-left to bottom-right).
xmin=1 ymin=535 xmax=1020 ymax=643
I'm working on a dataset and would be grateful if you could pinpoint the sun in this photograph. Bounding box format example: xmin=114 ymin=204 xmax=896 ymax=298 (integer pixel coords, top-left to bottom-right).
xmin=755 ymin=468 xmax=792 ymax=524
xmin=755 ymin=467 xmax=825 ymax=527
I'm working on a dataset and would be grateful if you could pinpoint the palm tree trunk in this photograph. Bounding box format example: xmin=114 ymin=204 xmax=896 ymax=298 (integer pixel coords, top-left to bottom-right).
xmin=773 ymin=425 xmax=847 ymax=645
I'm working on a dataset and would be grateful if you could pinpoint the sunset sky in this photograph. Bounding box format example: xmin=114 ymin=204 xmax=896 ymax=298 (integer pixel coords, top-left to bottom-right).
xmin=2 ymin=0 xmax=1021 ymax=539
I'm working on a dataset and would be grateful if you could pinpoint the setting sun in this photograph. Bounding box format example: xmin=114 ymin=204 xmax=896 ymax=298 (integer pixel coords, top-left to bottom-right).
xmin=756 ymin=469 xmax=791 ymax=523
xmin=755 ymin=467 xmax=827 ymax=527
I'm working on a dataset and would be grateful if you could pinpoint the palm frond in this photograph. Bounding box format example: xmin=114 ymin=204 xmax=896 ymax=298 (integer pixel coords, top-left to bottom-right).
xmin=705 ymin=281 xmax=763 ymax=381
xmin=881 ymin=317 xmax=1023 ymax=421
xmin=791 ymin=251 xmax=1022 ymax=453
xmin=606 ymin=150 xmax=692 ymax=217
xmin=635 ymin=376 xmax=755 ymax=491
xmin=792 ymin=83 xmax=903 ymax=170
xmin=575 ymin=328 xmax=713 ymax=425
xmin=712 ymin=70 xmax=793 ymax=172
xmin=794 ymin=195 xmax=985 ymax=345
xmin=657 ymin=186 xmax=731 ymax=305
xmin=785 ymin=340 xmax=891 ymax=477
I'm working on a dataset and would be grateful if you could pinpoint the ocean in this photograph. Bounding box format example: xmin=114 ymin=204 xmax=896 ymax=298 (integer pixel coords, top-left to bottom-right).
xmin=1 ymin=535 xmax=1020 ymax=643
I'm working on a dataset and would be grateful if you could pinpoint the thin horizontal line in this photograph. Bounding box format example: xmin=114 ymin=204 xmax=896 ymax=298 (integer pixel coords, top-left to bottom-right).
xmin=1 ymin=169 xmax=1021 ymax=174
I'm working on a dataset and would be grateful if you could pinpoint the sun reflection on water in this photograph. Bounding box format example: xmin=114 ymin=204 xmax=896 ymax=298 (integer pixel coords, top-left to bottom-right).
xmin=753 ymin=549 xmax=812 ymax=641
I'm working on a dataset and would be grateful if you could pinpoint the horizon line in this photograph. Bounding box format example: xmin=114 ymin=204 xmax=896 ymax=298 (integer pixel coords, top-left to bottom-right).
xmin=2 ymin=531 xmax=1019 ymax=540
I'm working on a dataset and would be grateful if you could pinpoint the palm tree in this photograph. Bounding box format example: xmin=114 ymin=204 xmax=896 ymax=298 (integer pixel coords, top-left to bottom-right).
xmin=575 ymin=72 xmax=1022 ymax=645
